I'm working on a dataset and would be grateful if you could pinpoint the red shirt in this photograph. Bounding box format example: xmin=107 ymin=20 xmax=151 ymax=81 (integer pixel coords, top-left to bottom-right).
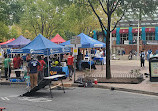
xmin=67 ymin=55 xmax=74 ymax=65
xmin=13 ymin=57 xmax=22 ymax=69
xmin=38 ymin=60 xmax=45 ymax=71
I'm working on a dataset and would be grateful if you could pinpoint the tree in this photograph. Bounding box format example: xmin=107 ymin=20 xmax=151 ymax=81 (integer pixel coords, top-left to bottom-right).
xmin=20 ymin=0 xmax=65 ymax=38
xmin=62 ymin=1 xmax=102 ymax=39
xmin=0 ymin=0 xmax=24 ymax=25
xmin=0 ymin=21 xmax=9 ymax=42
xmin=87 ymin=0 xmax=158 ymax=79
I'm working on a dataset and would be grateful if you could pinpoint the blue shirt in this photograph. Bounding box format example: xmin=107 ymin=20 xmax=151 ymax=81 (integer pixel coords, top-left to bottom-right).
xmin=28 ymin=60 xmax=40 ymax=74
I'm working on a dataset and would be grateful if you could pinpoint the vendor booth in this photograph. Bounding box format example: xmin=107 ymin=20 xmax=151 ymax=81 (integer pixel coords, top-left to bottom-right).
xmin=6 ymin=34 xmax=70 ymax=97
xmin=60 ymin=33 xmax=106 ymax=82
xmin=7 ymin=34 xmax=70 ymax=80
xmin=60 ymin=33 xmax=106 ymax=69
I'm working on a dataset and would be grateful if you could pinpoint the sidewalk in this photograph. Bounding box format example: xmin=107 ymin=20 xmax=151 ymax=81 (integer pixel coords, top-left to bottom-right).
xmin=1 ymin=59 xmax=158 ymax=96
xmin=71 ymin=60 xmax=158 ymax=96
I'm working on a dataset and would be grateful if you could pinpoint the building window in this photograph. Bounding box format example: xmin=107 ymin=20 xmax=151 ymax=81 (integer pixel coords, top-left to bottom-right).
xmin=146 ymin=33 xmax=155 ymax=40
xmin=120 ymin=33 xmax=128 ymax=44
xmin=132 ymin=33 xmax=141 ymax=44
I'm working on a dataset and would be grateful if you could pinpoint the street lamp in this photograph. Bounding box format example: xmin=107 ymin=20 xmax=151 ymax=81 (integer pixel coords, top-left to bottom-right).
xmin=137 ymin=17 xmax=140 ymax=60
xmin=137 ymin=8 xmax=140 ymax=60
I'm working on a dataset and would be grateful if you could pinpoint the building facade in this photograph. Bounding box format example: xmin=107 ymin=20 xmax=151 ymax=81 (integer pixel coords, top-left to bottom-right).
xmin=93 ymin=27 xmax=158 ymax=55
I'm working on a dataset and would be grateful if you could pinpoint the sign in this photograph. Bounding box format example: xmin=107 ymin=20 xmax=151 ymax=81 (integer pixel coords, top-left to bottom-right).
xmin=94 ymin=44 xmax=103 ymax=47
xmin=65 ymin=44 xmax=81 ymax=48
xmin=0 ymin=51 xmax=2 ymax=58
xmin=124 ymin=40 xmax=129 ymax=44
xmin=65 ymin=45 xmax=74 ymax=47
xmin=147 ymin=41 xmax=158 ymax=45
xmin=151 ymin=62 xmax=158 ymax=77
xmin=70 ymin=36 xmax=80 ymax=44
xmin=73 ymin=47 xmax=78 ymax=55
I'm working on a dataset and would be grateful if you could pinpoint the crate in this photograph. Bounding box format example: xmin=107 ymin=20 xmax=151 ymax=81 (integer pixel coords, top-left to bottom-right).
xmin=10 ymin=78 xmax=25 ymax=82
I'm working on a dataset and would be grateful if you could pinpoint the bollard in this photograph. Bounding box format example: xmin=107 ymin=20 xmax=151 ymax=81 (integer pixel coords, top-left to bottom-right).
xmin=94 ymin=78 xmax=98 ymax=85
xmin=0 ymin=107 xmax=5 ymax=111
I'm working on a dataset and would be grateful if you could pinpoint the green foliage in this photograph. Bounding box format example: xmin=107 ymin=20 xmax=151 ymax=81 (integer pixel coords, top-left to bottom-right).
xmin=0 ymin=0 xmax=24 ymax=25
xmin=20 ymin=0 xmax=66 ymax=39
xmin=0 ymin=21 xmax=9 ymax=41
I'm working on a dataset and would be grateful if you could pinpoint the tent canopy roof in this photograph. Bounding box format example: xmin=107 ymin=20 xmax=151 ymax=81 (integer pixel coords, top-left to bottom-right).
xmin=60 ymin=33 xmax=105 ymax=48
xmin=22 ymin=34 xmax=64 ymax=50
xmin=2 ymin=35 xmax=31 ymax=48
xmin=51 ymin=34 xmax=66 ymax=43
xmin=0 ymin=38 xmax=15 ymax=45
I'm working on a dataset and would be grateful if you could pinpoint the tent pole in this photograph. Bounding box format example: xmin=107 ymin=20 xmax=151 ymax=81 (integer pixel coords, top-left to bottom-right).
xmin=47 ymin=49 xmax=50 ymax=76
xmin=7 ymin=53 xmax=10 ymax=80
xmin=90 ymin=49 xmax=91 ymax=73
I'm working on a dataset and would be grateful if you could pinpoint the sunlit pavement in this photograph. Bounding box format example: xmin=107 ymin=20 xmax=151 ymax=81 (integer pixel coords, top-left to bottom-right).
xmin=1 ymin=85 xmax=158 ymax=111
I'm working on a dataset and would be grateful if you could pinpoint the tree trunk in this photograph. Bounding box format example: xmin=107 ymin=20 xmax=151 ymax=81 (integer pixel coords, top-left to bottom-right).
xmin=106 ymin=12 xmax=111 ymax=79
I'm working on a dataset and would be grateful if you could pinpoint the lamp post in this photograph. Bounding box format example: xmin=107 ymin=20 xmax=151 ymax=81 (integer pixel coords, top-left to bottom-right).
xmin=137 ymin=18 xmax=140 ymax=60
xmin=137 ymin=8 xmax=141 ymax=60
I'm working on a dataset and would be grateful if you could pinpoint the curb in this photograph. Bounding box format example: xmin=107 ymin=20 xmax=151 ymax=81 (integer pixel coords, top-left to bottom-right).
xmin=1 ymin=81 xmax=158 ymax=96
xmin=94 ymin=84 xmax=158 ymax=96
xmin=71 ymin=83 xmax=158 ymax=96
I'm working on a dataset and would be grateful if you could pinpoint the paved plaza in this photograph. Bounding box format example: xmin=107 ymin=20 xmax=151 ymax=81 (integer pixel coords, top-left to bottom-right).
xmin=1 ymin=58 xmax=158 ymax=96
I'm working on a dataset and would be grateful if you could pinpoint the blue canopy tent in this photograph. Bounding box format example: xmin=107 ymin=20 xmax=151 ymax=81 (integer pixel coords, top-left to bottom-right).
xmin=60 ymin=33 xmax=106 ymax=48
xmin=7 ymin=34 xmax=70 ymax=55
xmin=2 ymin=35 xmax=31 ymax=48
xmin=7 ymin=34 xmax=70 ymax=77
xmin=60 ymin=33 xmax=106 ymax=74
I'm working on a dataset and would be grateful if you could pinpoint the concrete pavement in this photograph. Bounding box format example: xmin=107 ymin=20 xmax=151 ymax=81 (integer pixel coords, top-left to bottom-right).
xmin=1 ymin=59 xmax=158 ymax=96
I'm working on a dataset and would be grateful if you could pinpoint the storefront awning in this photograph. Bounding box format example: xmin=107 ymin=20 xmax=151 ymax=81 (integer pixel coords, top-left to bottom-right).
xmin=112 ymin=30 xmax=116 ymax=34
xmin=132 ymin=28 xmax=142 ymax=33
xmin=119 ymin=29 xmax=129 ymax=34
xmin=145 ymin=28 xmax=155 ymax=33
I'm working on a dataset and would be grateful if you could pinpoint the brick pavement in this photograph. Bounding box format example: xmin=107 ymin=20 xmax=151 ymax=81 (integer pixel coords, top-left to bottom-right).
xmin=72 ymin=60 xmax=158 ymax=95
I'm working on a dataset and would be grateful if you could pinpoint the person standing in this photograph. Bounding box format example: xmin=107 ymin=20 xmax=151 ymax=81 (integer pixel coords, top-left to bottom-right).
xmin=37 ymin=55 xmax=46 ymax=82
xmin=77 ymin=49 xmax=82 ymax=71
xmin=3 ymin=54 xmax=11 ymax=80
xmin=140 ymin=51 xmax=145 ymax=67
xmin=91 ymin=48 xmax=95 ymax=55
xmin=28 ymin=55 xmax=40 ymax=89
xmin=95 ymin=49 xmax=101 ymax=57
xmin=100 ymin=49 xmax=104 ymax=57
xmin=67 ymin=53 xmax=74 ymax=81
xmin=13 ymin=54 xmax=22 ymax=78
xmin=26 ymin=54 xmax=31 ymax=62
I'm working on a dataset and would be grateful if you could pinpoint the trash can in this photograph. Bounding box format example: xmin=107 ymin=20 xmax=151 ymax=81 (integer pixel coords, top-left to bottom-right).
xmin=149 ymin=56 xmax=158 ymax=82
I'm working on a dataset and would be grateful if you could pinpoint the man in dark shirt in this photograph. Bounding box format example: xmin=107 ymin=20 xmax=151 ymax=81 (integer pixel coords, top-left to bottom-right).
xmin=28 ymin=55 xmax=40 ymax=89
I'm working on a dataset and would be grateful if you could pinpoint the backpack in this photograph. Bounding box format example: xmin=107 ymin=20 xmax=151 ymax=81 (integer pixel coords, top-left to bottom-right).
xmin=140 ymin=52 xmax=145 ymax=60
